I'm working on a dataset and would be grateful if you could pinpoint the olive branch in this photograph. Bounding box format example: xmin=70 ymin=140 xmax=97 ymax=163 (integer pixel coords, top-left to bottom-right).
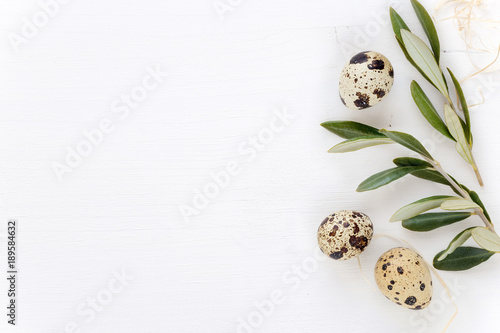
xmin=322 ymin=0 xmax=500 ymax=271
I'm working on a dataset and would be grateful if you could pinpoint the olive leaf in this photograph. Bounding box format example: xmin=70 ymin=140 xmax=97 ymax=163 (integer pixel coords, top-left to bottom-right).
xmin=390 ymin=195 xmax=457 ymax=222
xmin=400 ymin=29 xmax=448 ymax=97
xmin=440 ymin=198 xmax=481 ymax=211
xmin=448 ymin=68 xmax=472 ymax=145
xmin=390 ymin=9 xmax=439 ymax=90
xmin=437 ymin=227 xmax=477 ymax=261
xmin=433 ymin=246 xmax=495 ymax=271
xmin=402 ymin=212 xmax=472 ymax=232
xmin=410 ymin=0 xmax=440 ymax=63
xmin=410 ymin=81 xmax=453 ymax=140
xmin=393 ymin=157 xmax=432 ymax=168
xmin=392 ymin=157 xmax=452 ymax=186
xmin=471 ymin=227 xmax=500 ymax=252
xmin=390 ymin=7 xmax=410 ymax=43
xmin=468 ymin=190 xmax=492 ymax=222
xmin=443 ymin=104 xmax=474 ymax=165
xmin=356 ymin=166 xmax=427 ymax=192
xmin=321 ymin=121 xmax=384 ymax=139
xmin=396 ymin=39 xmax=438 ymax=90
xmin=392 ymin=157 xmax=450 ymax=186
xmin=328 ymin=136 xmax=393 ymax=153
xmin=410 ymin=169 xmax=450 ymax=186
xmin=379 ymin=129 xmax=433 ymax=159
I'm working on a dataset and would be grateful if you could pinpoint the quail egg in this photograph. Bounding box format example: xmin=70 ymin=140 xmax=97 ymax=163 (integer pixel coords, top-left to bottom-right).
xmin=339 ymin=51 xmax=394 ymax=110
xmin=374 ymin=247 xmax=433 ymax=310
xmin=317 ymin=210 xmax=373 ymax=260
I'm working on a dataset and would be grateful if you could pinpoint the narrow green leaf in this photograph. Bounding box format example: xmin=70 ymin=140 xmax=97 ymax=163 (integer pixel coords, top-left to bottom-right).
xmin=328 ymin=136 xmax=393 ymax=153
xmin=401 ymin=29 xmax=448 ymax=97
xmin=410 ymin=169 xmax=450 ymax=186
xmin=396 ymin=38 xmax=438 ymax=90
xmin=468 ymin=191 xmax=492 ymax=222
xmin=410 ymin=81 xmax=454 ymax=140
xmin=443 ymin=104 xmax=474 ymax=165
xmin=402 ymin=212 xmax=472 ymax=232
xmin=448 ymin=68 xmax=472 ymax=144
xmin=390 ymin=7 xmax=410 ymax=43
xmin=441 ymin=198 xmax=480 ymax=211
xmin=393 ymin=157 xmax=432 ymax=168
xmin=411 ymin=0 xmax=441 ymax=63
xmin=433 ymin=246 xmax=494 ymax=271
xmin=392 ymin=157 xmax=449 ymax=186
xmin=320 ymin=121 xmax=384 ymax=139
xmin=472 ymin=227 xmax=500 ymax=252
xmin=390 ymin=8 xmax=440 ymax=91
xmin=379 ymin=129 xmax=433 ymax=159
xmin=390 ymin=195 xmax=457 ymax=222
xmin=357 ymin=166 xmax=426 ymax=192
xmin=437 ymin=227 xmax=476 ymax=261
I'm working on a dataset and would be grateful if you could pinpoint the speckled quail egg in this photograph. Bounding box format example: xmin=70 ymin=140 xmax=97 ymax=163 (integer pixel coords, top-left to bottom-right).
xmin=374 ymin=247 xmax=433 ymax=310
xmin=317 ymin=210 xmax=373 ymax=260
xmin=339 ymin=51 xmax=394 ymax=110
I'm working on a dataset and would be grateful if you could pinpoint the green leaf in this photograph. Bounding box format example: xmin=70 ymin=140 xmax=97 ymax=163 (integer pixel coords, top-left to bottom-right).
xmin=441 ymin=198 xmax=480 ymax=211
xmin=396 ymin=38 xmax=438 ymax=90
xmin=443 ymin=104 xmax=474 ymax=165
xmin=437 ymin=227 xmax=476 ymax=261
xmin=390 ymin=8 xmax=440 ymax=91
xmin=410 ymin=169 xmax=450 ymax=186
xmin=379 ymin=129 xmax=433 ymax=159
xmin=433 ymin=246 xmax=494 ymax=271
xmin=468 ymin=191 xmax=492 ymax=222
xmin=356 ymin=166 xmax=426 ymax=192
xmin=390 ymin=195 xmax=457 ymax=222
xmin=448 ymin=68 xmax=472 ymax=145
xmin=320 ymin=121 xmax=384 ymax=139
xmin=393 ymin=157 xmax=432 ymax=168
xmin=401 ymin=29 xmax=448 ymax=97
xmin=390 ymin=7 xmax=410 ymax=43
xmin=327 ymin=136 xmax=393 ymax=153
xmin=392 ymin=157 xmax=449 ymax=186
xmin=411 ymin=0 xmax=441 ymax=63
xmin=402 ymin=212 xmax=472 ymax=232
xmin=410 ymin=81 xmax=454 ymax=140
xmin=471 ymin=227 xmax=500 ymax=252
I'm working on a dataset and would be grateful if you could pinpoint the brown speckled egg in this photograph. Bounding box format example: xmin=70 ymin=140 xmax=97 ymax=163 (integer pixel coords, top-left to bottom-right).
xmin=339 ymin=51 xmax=394 ymax=110
xmin=374 ymin=247 xmax=433 ymax=310
xmin=317 ymin=210 xmax=373 ymax=260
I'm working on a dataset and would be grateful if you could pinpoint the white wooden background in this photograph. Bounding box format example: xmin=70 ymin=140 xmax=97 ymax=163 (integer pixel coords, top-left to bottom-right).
xmin=1 ymin=0 xmax=500 ymax=332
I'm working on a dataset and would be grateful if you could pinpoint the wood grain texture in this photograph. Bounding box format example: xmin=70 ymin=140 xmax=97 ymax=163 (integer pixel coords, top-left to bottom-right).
xmin=1 ymin=0 xmax=500 ymax=332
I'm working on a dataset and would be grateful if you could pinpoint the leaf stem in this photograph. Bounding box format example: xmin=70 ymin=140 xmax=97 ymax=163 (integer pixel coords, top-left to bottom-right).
xmin=471 ymin=155 xmax=484 ymax=187
xmin=422 ymin=156 xmax=494 ymax=231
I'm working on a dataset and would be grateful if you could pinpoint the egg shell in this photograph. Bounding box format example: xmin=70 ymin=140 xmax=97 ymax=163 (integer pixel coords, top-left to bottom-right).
xmin=339 ymin=51 xmax=394 ymax=110
xmin=317 ymin=210 xmax=373 ymax=260
xmin=374 ymin=247 xmax=433 ymax=310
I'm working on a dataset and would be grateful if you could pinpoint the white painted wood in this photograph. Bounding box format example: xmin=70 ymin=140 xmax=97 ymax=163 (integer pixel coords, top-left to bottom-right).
xmin=1 ymin=0 xmax=499 ymax=332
